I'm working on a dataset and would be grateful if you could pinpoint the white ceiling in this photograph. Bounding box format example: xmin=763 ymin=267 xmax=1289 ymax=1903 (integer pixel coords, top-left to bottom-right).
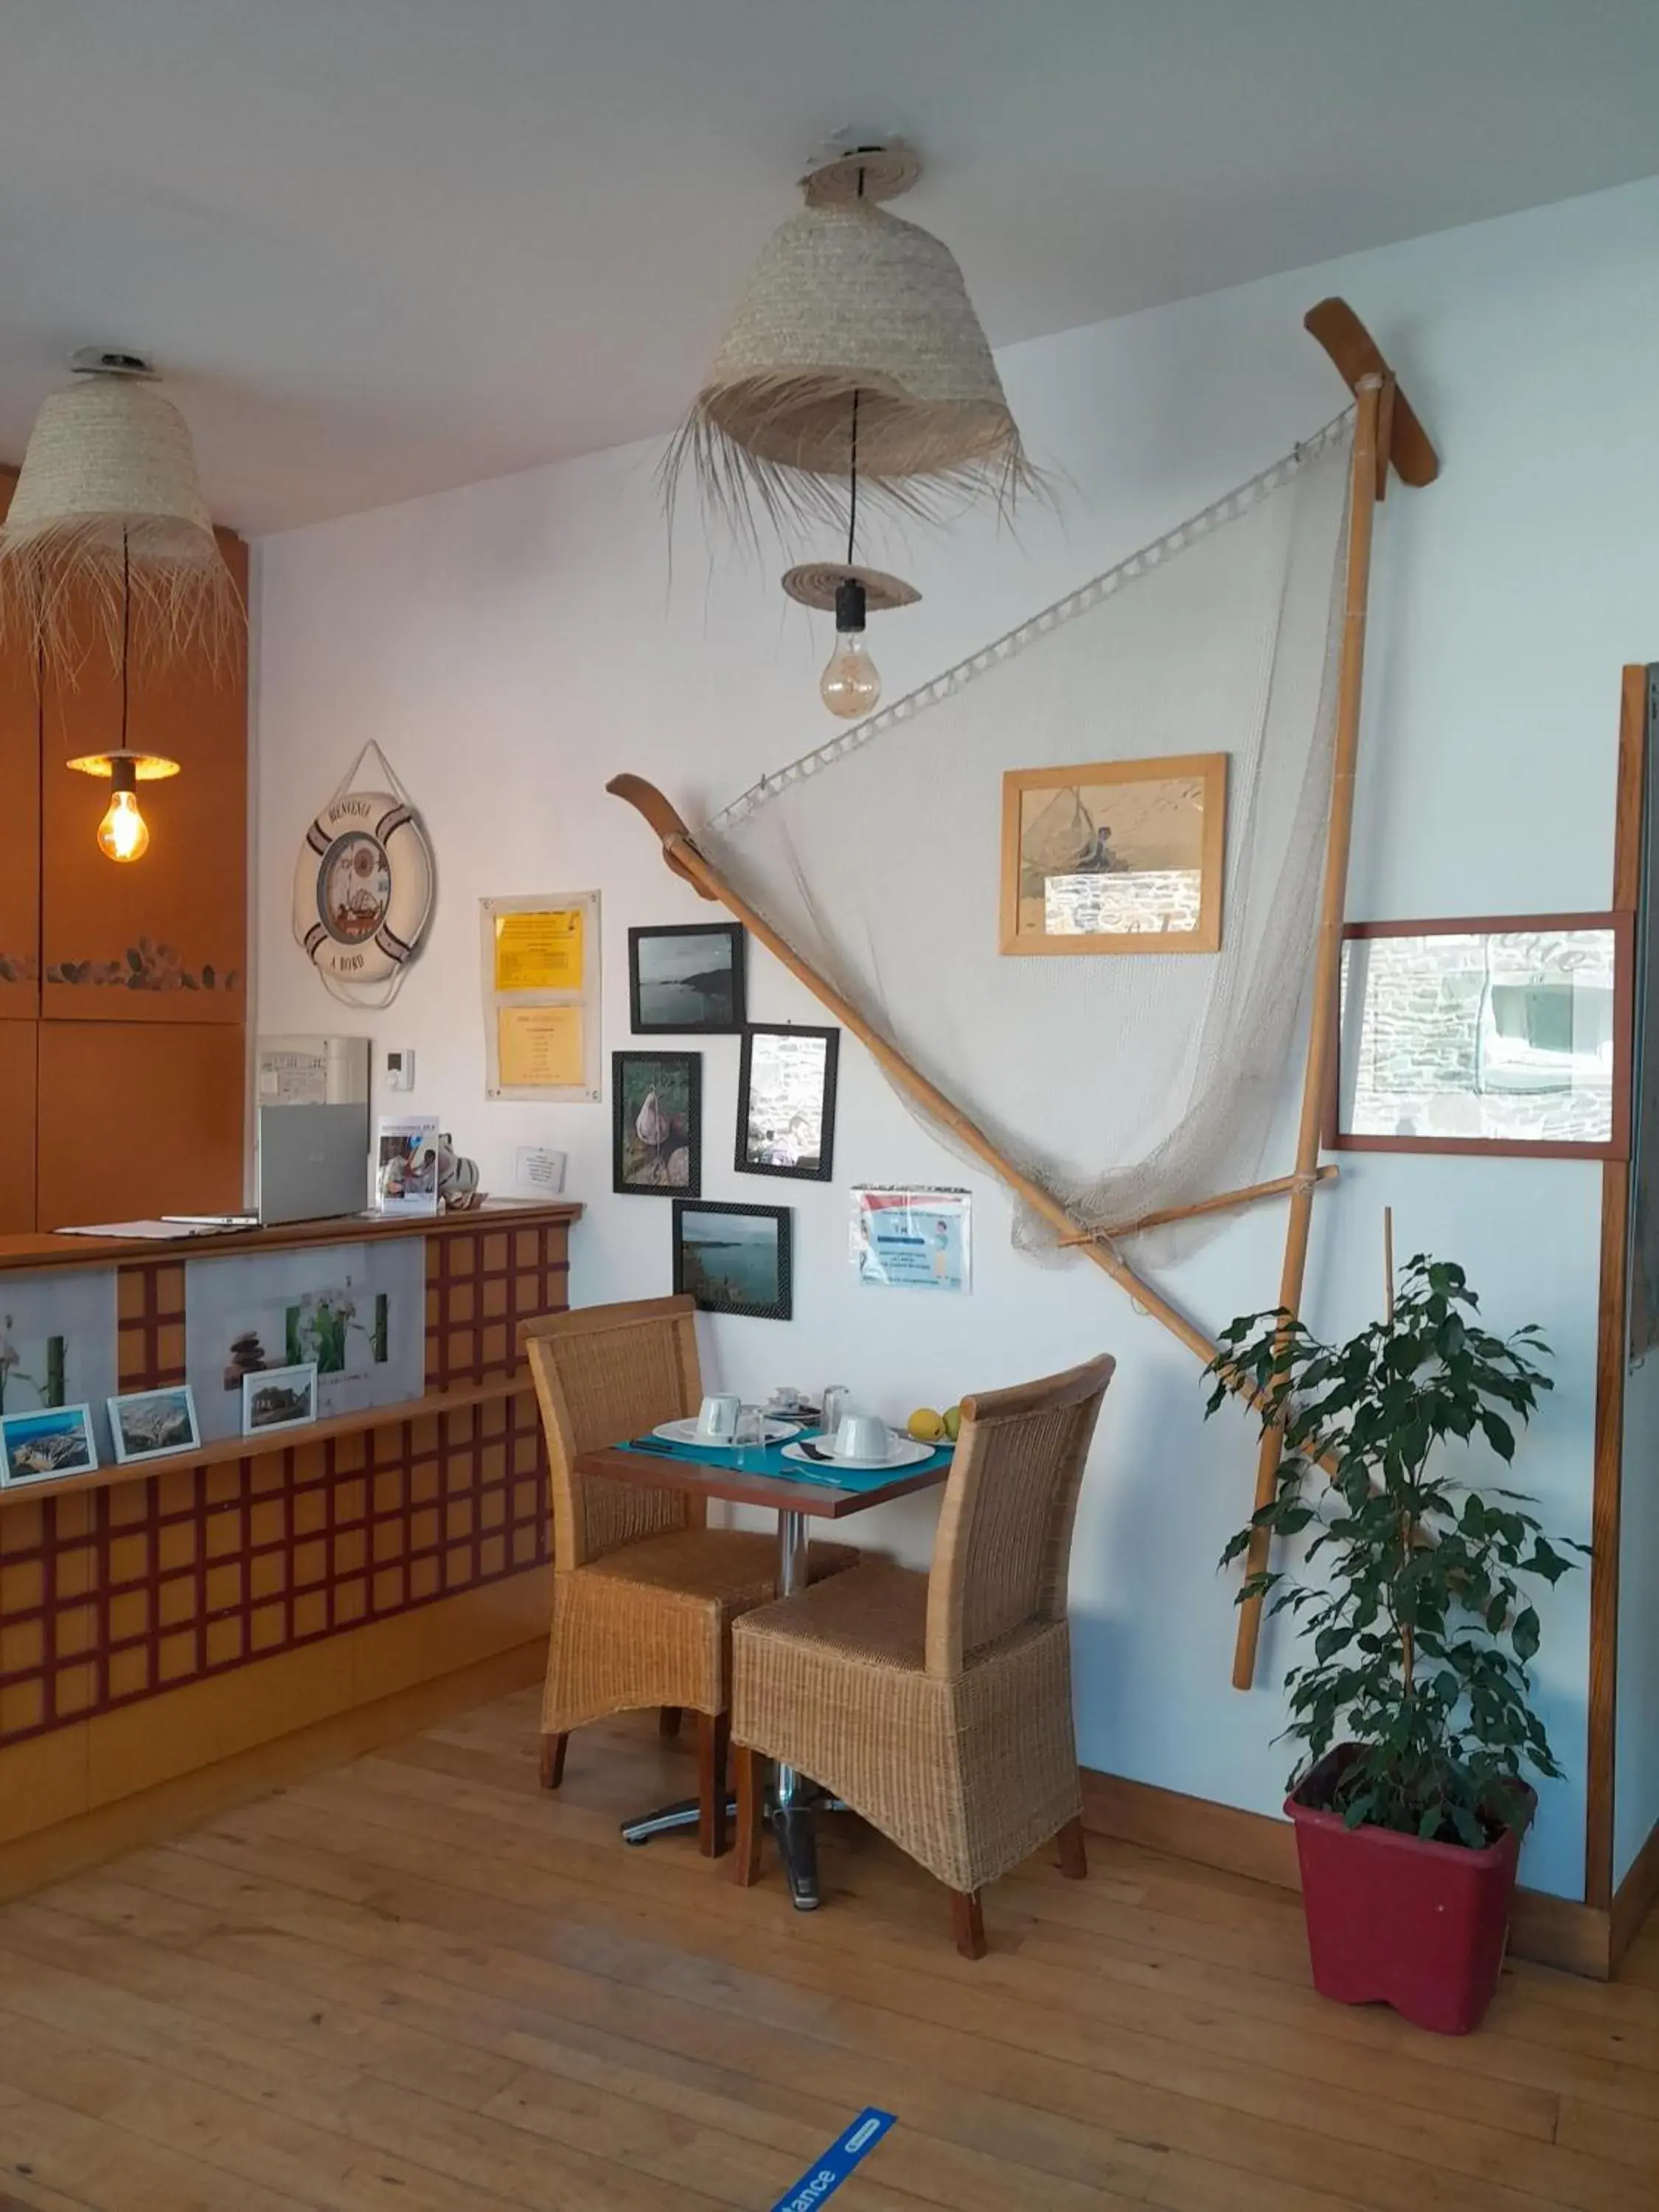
xmin=2 ymin=1 xmax=1657 ymax=534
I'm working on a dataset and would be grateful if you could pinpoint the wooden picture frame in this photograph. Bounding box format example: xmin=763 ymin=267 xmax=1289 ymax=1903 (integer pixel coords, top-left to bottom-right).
xmin=1329 ymin=912 xmax=1633 ymax=1160
xmin=613 ymin=1050 xmax=702 ymax=1197
xmin=672 ymin=1199 xmax=793 ymax=1321
xmin=999 ymin=753 xmax=1227 ymax=956
xmin=628 ymin=922 xmax=746 ymax=1034
xmin=736 ymin=1025 xmax=839 ymax=1183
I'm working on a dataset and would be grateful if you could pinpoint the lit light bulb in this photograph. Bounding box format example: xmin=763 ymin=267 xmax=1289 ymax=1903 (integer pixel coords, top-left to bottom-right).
xmin=819 ymin=577 xmax=880 ymax=719
xmin=97 ymin=786 xmax=150 ymax=863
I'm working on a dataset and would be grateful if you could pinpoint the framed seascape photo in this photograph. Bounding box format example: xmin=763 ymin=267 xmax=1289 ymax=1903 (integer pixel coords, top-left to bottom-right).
xmin=1000 ymin=754 xmax=1226 ymax=956
xmin=242 ymin=1361 xmax=319 ymax=1437
xmin=737 ymin=1025 xmax=839 ymax=1182
xmin=108 ymin=1384 xmax=201 ymax=1466
xmin=0 ymin=1403 xmax=98 ymax=1486
xmin=613 ymin=1051 xmax=702 ymax=1196
xmin=629 ymin=922 xmax=746 ymax=1034
xmin=672 ymin=1200 xmax=793 ymax=1321
xmin=1332 ymin=914 xmax=1631 ymax=1158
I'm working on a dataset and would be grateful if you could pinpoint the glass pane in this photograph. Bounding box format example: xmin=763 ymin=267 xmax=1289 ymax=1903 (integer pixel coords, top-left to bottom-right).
xmin=1020 ymin=774 xmax=1206 ymax=939
xmin=1338 ymin=928 xmax=1617 ymax=1146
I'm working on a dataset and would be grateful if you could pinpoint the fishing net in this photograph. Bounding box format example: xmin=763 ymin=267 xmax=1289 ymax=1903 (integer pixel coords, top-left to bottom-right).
xmin=699 ymin=414 xmax=1354 ymax=1266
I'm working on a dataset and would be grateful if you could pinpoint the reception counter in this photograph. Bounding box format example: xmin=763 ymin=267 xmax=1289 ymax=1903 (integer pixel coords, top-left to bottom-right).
xmin=0 ymin=1199 xmax=578 ymax=1862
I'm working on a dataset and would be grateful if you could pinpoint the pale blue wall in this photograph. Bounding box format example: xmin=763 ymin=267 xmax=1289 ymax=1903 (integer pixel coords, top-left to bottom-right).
xmin=255 ymin=173 xmax=1659 ymax=1899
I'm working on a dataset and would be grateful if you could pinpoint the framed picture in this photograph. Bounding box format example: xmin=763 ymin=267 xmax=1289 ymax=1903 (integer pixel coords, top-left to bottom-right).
xmin=1000 ymin=753 xmax=1226 ymax=956
xmin=242 ymin=1361 xmax=319 ymax=1437
xmin=737 ymin=1025 xmax=839 ymax=1182
xmin=1331 ymin=913 xmax=1632 ymax=1159
xmin=108 ymin=1384 xmax=201 ymax=1466
xmin=672 ymin=1200 xmax=793 ymax=1321
xmin=0 ymin=1402 xmax=98 ymax=1486
xmin=613 ymin=1051 xmax=702 ymax=1196
xmin=629 ymin=922 xmax=746 ymax=1033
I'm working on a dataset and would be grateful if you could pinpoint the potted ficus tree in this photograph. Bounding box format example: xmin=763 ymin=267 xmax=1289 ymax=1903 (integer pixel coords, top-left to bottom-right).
xmin=1206 ymin=1253 xmax=1583 ymax=2035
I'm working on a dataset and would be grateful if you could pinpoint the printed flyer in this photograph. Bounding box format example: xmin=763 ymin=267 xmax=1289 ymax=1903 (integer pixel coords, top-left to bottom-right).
xmin=851 ymin=1187 xmax=971 ymax=1293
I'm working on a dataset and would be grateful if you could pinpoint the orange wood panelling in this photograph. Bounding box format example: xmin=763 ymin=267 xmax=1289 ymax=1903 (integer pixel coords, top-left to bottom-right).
xmin=35 ymin=1021 xmax=246 ymax=1228
xmin=40 ymin=534 xmax=248 ymax=1027
xmin=0 ymin=1220 xmax=567 ymax=1757
xmin=0 ymin=474 xmax=40 ymax=1026
xmin=0 ymin=1023 xmax=39 ymax=1236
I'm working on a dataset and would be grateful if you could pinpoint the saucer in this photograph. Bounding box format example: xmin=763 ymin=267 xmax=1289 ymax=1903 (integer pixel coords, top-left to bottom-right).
xmin=653 ymin=1416 xmax=801 ymax=1447
xmin=782 ymin=1433 xmax=939 ymax=1474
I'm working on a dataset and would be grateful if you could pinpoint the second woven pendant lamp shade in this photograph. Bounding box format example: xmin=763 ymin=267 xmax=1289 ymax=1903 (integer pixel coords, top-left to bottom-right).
xmin=0 ymin=362 xmax=240 ymax=668
xmin=668 ymin=145 xmax=1034 ymax=537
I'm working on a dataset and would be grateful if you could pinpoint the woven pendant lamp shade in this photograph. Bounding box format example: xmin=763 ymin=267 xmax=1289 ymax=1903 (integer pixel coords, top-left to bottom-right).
xmin=667 ymin=166 xmax=1034 ymax=538
xmin=0 ymin=372 xmax=240 ymax=666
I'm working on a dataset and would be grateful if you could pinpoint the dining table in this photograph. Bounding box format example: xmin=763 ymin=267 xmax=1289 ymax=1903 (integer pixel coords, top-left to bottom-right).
xmin=573 ymin=1418 xmax=953 ymax=1910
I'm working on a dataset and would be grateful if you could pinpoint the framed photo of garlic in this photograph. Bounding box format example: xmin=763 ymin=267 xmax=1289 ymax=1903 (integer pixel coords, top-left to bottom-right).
xmin=999 ymin=754 xmax=1226 ymax=956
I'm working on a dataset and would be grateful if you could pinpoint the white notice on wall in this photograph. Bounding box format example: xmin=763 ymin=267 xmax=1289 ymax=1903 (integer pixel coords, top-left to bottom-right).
xmin=515 ymin=1146 xmax=568 ymax=1197
xmin=851 ymin=1187 xmax=972 ymax=1293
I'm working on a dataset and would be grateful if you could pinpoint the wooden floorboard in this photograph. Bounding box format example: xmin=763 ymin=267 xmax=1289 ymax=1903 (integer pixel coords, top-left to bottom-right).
xmin=0 ymin=1693 xmax=1653 ymax=2211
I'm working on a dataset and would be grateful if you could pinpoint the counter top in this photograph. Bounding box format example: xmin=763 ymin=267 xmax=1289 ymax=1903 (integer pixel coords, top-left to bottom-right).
xmin=0 ymin=1197 xmax=584 ymax=1275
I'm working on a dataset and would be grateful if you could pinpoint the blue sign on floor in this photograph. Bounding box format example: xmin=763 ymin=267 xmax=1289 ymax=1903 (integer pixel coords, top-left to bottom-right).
xmin=769 ymin=2108 xmax=897 ymax=2211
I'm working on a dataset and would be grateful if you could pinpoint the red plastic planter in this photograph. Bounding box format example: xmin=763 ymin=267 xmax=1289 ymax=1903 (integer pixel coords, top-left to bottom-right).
xmin=1286 ymin=1747 xmax=1534 ymax=2035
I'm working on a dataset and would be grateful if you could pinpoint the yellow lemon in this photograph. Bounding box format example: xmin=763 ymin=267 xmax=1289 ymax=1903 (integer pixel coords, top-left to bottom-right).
xmin=907 ymin=1407 xmax=945 ymax=1442
xmin=942 ymin=1405 xmax=962 ymax=1441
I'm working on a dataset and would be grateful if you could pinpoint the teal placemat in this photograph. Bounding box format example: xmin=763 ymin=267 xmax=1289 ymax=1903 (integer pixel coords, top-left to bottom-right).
xmin=617 ymin=1427 xmax=952 ymax=1493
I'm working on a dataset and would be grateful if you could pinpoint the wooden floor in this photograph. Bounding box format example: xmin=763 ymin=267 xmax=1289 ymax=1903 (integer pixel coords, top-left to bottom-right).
xmin=0 ymin=1692 xmax=1654 ymax=2212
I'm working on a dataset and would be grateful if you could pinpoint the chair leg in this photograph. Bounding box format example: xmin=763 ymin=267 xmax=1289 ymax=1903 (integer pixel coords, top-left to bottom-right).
xmin=658 ymin=1705 xmax=683 ymax=1739
xmin=697 ymin=1709 xmax=730 ymax=1858
xmin=1056 ymin=1815 xmax=1088 ymax=1880
xmin=734 ymin=1745 xmax=764 ymax=1887
xmin=539 ymin=1732 xmax=568 ymax=1790
xmin=950 ymin=1888 xmax=987 ymax=1961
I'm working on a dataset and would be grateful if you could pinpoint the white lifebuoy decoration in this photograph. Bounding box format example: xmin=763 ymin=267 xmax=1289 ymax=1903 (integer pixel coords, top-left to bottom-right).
xmin=293 ymin=745 xmax=434 ymax=1008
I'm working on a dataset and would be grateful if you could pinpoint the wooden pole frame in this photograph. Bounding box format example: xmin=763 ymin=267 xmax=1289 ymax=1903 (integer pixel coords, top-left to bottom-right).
xmin=609 ymin=299 xmax=1436 ymax=1686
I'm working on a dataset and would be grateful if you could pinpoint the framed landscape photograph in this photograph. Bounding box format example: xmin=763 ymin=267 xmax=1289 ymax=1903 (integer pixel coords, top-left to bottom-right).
xmin=0 ymin=1403 xmax=98 ymax=1486
xmin=613 ymin=1050 xmax=702 ymax=1195
xmin=242 ymin=1361 xmax=319 ymax=1437
xmin=737 ymin=1025 xmax=839 ymax=1182
xmin=108 ymin=1383 xmax=201 ymax=1466
xmin=672 ymin=1200 xmax=793 ymax=1321
xmin=629 ymin=922 xmax=746 ymax=1033
xmin=1000 ymin=753 xmax=1226 ymax=956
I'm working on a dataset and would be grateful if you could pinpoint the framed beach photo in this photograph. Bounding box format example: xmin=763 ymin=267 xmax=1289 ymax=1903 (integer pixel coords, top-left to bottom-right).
xmin=629 ymin=922 xmax=746 ymax=1034
xmin=0 ymin=1402 xmax=98 ymax=1486
xmin=613 ymin=1051 xmax=702 ymax=1196
xmin=672 ymin=1200 xmax=793 ymax=1321
xmin=1000 ymin=754 xmax=1227 ymax=956
xmin=737 ymin=1025 xmax=839 ymax=1182
xmin=242 ymin=1362 xmax=319 ymax=1437
xmin=108 ymin=1384 xmax=201 ymax=1466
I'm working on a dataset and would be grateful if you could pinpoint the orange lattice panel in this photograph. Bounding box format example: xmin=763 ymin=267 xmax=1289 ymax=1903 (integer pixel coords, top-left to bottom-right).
xmin=0 ymin=1217 xmax=566 ymax=1750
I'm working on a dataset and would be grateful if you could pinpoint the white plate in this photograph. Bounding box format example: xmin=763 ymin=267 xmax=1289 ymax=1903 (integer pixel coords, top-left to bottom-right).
xmin=782 ymin=1434 xmax=940 ymax=1474
xmin=653 ymin=1416 xmax=801 ymax=1447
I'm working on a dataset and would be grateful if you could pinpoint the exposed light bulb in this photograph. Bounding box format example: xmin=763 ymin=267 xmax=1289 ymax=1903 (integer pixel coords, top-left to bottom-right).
xmin=98 ymin=786 xmax=150 ymax=863
xmin=819 ymin=630 xmax=881 ymax=719
xmin=819 ymin=575 xmax=880 ymax=718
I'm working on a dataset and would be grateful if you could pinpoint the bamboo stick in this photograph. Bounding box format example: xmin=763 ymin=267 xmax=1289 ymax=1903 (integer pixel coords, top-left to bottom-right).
xmin=606 ymin=774 xmax=1231 ymax=1375
xmin=1058 ymin=1166 xmax=1340 ymax=1245
xmin=1230 ymin=374 xmax=1386 ymax=1692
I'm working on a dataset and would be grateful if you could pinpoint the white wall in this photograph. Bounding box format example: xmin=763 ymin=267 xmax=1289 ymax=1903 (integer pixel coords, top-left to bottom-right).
xmin=254 ymin=173 xmax=1659 ymax=1901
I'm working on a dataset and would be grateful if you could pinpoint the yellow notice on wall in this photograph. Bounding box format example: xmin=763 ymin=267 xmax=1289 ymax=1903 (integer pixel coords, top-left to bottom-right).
xmin=493 ymin=908 xmax=583 ymax=993
xmin=497 ymin=1004 xmax=585 ymax=1089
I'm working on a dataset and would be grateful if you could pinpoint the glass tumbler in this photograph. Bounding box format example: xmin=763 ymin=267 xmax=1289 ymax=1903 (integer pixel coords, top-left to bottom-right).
xmin=734 ymin=1403 xmax=768 ymax=1467
xmin=819 ymin=1385 xmax=852 ymax=1447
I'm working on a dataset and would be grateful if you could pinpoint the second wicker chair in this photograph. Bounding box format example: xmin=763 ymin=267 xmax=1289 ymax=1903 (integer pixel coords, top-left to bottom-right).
xmin=730 ymin=1353 xmax=1113 ymax=1952
xmin=523 ymin=1295 xmax=858 ymax=1854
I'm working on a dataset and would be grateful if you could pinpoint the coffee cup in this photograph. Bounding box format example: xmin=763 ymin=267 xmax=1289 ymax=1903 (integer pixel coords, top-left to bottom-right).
xmin=695 ymin=1394 xmax=742 ymax=1444
xmin=832 ymin=1412 xmax=891 ymax=1464
xmin=768 ymin=1386 xmax=802 ymax=1413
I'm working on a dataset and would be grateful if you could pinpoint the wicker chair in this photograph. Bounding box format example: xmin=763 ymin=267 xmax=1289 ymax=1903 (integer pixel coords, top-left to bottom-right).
xmin=522 ymin=1295 xmax=857 ymax=1855
xmin=729 ymin=1353 xmax=1113 ymax=1953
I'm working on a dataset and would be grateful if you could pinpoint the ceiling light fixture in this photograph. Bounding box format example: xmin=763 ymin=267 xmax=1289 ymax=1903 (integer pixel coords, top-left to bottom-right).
xmin=0 ymin=347 xmax=240 ymax=672
xmin=65 ymin=532 xmax=178 ymax=863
